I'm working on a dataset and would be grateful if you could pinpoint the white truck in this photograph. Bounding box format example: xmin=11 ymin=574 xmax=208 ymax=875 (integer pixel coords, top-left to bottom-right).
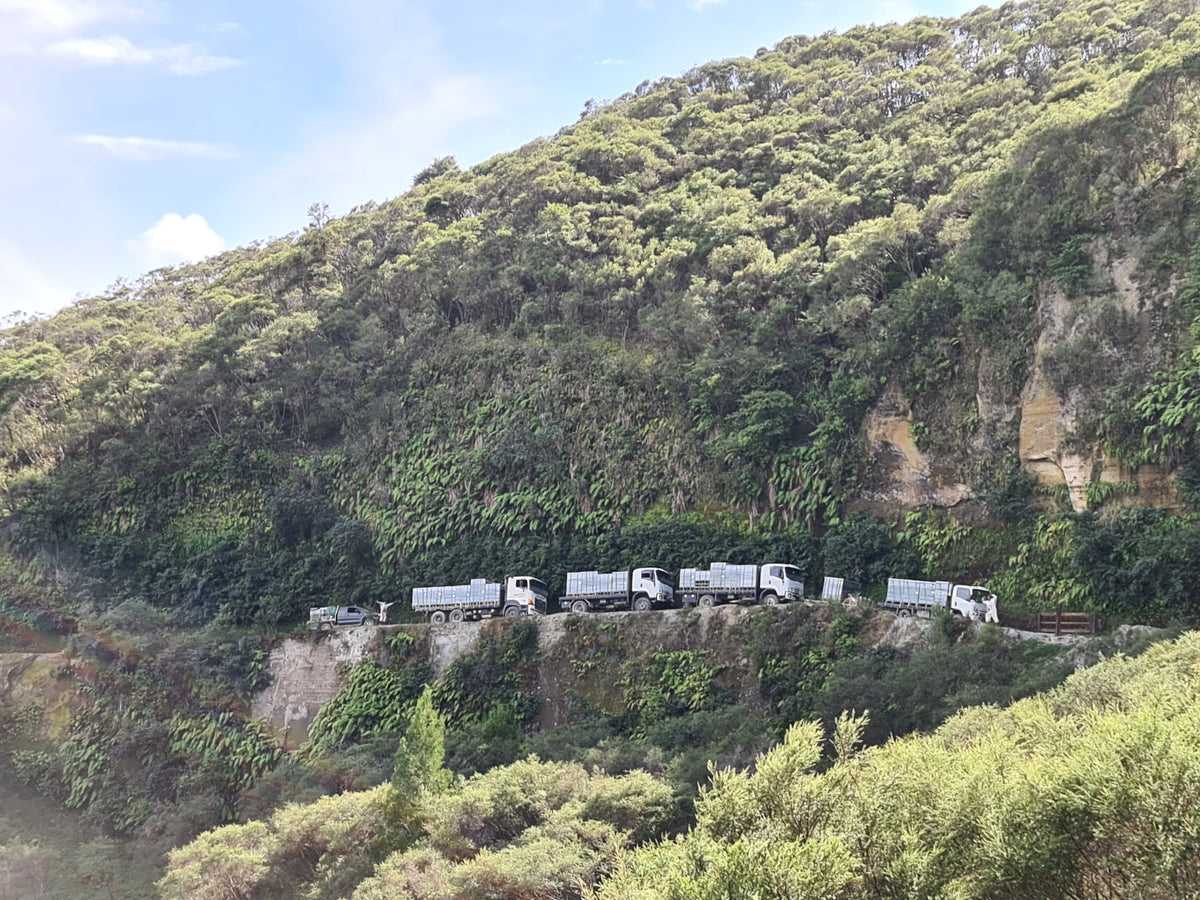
xmin=678 ymin=562 xmax=804 ymax=608
xmin=560 ymin=567 xmax=675 ymax=614
xmin=883 ymin=578 xmax=999 ymax=622
xmin=411 ymin=575 xmax=549 ymax=624
xmin=309 ymin=605 xmax=379 ymax=629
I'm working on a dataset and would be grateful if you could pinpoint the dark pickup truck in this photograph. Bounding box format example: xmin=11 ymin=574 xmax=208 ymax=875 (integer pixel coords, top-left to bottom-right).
xmin=308 ymin=605 xmax=379 ymax=628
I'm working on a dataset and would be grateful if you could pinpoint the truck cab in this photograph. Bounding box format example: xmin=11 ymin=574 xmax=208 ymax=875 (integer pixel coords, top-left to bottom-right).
xmin=632 ymin=567 xmax=674 ymax=606
xmin=506 ymin=575 xmax=550 ymax=616
xmin=950 ymin=585 xmax=998 ymax=622
xmin=759 ymin=564 xmax=804 ymax=604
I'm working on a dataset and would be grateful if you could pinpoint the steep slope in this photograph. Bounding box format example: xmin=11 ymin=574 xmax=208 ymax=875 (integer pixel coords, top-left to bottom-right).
xmin=600 ymin=628 xmax=1200 ymax=900
xmin=9 ymin=2 xmax=1200 ymax=893
xmin=2 ymin=2 xmax=1200 ymax=618
xmin=157 ymin=629 xmax=1200 ymax=900
xmin=251 ymin=606 xmax=1123 ymax=751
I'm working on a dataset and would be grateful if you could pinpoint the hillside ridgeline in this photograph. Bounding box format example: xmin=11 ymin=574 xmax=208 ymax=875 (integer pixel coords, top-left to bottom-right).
xmin=3 ymin=0 xmax=1200 ymax=633
xmin=4 ymin=0 xmax=1200 ymax=893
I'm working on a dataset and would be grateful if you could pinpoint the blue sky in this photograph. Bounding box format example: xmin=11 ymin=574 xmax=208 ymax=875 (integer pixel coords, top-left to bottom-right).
xmin=0 ymin=0 xmax=978 ymax=322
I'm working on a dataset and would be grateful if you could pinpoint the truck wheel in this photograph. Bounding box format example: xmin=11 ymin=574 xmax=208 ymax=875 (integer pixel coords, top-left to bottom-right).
xmin=898 ymin=608 xmax=912 ymax=619
xmin=430 ymin=610 xmax=447 ymax=625
xmin=449 ymin=609 xmax=465 ymax=624
xmin=632 ymin=595 xmax=652 ymax=612
xmin=571 ymin=600 xmax=588 ymax=616
xmin=699 ymin=595 xmax=715 ymax=609
xmin=761 ymin=592 xmax=779 ymax=606
xmin=503 ymin=605 xmax=521 ymax=618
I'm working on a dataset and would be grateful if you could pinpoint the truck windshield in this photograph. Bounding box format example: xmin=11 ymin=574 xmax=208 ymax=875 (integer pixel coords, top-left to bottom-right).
xmin=654 ymin=569 xmax=674 ymax=587
xmin=529 ymin=578 xmax=549 ymax=597
xmin=782 ymin=566 xmax=803 ymax=583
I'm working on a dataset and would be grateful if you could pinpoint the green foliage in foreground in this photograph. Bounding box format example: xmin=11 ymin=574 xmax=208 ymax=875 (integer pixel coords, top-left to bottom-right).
xmin=159 ymin=632 xmax=1200 ymax=900
xmin=389 ymin=685 xmax=453 ymax=832
xmin=159 ymin=758 xmax=676 ymax=900
xmin=598 ymin=631 xmax=1200 ymax=900
xmin=297 ymin=608 xmax=1082 ymax=831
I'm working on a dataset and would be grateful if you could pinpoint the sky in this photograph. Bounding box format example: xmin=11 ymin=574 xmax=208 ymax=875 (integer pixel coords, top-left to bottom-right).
xmin=0 ymin=0 xmax=980 ymax=323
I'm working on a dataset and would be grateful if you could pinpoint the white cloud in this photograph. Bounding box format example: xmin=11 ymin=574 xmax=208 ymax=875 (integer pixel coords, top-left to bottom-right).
xmin=0 ymin=237 xmax=73 ymax=320
xmin=198 ymin=21 xmax=247 ymax=38
xmin=0 ymin=0 xmax=148 ymax=56
xmin=76 ymin=134 xmax=237 ymax=160
xmin=690 ymin=0 xmax=727 ymax=8
xmin=598 ymin=57 xmax=632 ymax=66
xmin=0 ymin=0 xmax=143 ymax=33
xmin=126 ymin=213 xmax=225 ymax=267
xmin=250 ymin=1 xmax=507 ymax=219
xmin=48 ymin=34 xmax=239 ymax=74
xmin=261 ymin=72 xmax=500 ymax=218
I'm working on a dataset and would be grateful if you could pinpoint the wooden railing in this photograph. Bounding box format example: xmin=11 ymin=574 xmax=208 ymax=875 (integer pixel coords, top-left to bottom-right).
xmin=1037 ymin=611 xmax=1098 ymax=635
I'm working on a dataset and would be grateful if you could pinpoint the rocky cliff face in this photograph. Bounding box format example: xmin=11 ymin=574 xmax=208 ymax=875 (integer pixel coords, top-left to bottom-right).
xmin=0 ymin=652 xmax=79 ymax=752
xmin=860 ymin=388 xmax=972 ymax=511
xmin=249 ymin=606 xmax=1126 ymax=749
xmin=1017 ymin=246 xmax=1182 ymax=513
xmin=251 ymin=608 xmax=834 ymax=749
xmin=860 ymin=242 xmax=1185 ymax=516
xmin=249 ymin=625 xmax=384 ymax=750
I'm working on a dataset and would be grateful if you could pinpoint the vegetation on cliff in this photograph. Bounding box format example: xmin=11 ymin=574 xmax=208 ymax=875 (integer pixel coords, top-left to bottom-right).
xmin=0 ymin=596 xmax=1093 ymax=899
xmin=158 ymin=629 xmax=1200 ymax=900
xmin=4 ymin=0 xmax=1200 ymax=633
xmin=6 ymin=0 xmax=1200 ymax=892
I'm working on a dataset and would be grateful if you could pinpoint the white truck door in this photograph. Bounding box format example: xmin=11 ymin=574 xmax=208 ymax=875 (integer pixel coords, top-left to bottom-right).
xmin=951 ymin=586 xmax=985 ymax=621
xmin=763 ymin=565 xmax=784 ymax=595
xmin=509 ymin=577 xmax=530 ymax=606
xmin=632 ymin=568 xmax=655 ymax=596
xmin=507 ymin=576 xmax=547 ymax=612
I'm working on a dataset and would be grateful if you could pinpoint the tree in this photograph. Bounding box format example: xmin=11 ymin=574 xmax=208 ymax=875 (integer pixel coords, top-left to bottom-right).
xmin=158 ymin=822 xmax=275 ymax=900
xmin=768 ymin=173 xmax=861 ymax=262
xmin=389 ymin=685 xmax=453 ymax=826
xmin=306 ymin=202 xmax=330 ymax=231
xmin=412 ymin=155 xmax=461 ymax=187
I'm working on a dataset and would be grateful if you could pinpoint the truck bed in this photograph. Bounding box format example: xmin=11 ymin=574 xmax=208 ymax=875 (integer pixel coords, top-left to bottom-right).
xmin=679 ymin=563 xmax=757 ymax=591
xmin=565 ymin=570 xmax=628 ymax=597
xmin=412 ymin=578 xmax=501 ymax=609
xmin=884 ymin=578 xmax=951 ymax=608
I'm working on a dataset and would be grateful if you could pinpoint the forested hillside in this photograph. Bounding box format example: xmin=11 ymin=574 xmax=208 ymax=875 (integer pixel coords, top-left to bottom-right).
xmin=5 ymin=0 xmax=1200 ymax=630
xmin=7 ymin=0 xmax=1200 ymax=894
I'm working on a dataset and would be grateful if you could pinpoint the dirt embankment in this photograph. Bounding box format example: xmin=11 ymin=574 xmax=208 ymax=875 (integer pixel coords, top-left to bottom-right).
xmin=249 ymin=606 xmax=1163 ymax=749
xmin=253 ymin=605 xmax=800 ymax=746
xmin=249 ymin=625 xmax=382 ymax=750
xmin=0 ymin=652 xmax=76 ymax=745
xmin=3 ymin=608 xmax=1155 ymax=754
